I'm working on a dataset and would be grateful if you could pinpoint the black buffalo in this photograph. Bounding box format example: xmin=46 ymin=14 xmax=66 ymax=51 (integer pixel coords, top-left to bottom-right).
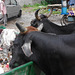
xmin=9 ymin=24 xmax=75 ymax=75
xmin=31 ymin=9 xmax=75 ymax=34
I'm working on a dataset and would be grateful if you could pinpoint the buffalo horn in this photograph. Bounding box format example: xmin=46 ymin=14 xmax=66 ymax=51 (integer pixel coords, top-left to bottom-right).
xmin=46 ymin=8 xmax=53 ymax=18
xmin=35 ymin=9 xmax=40 ymax=20
xmin=16 ymin=23 xmax=27 ymax=33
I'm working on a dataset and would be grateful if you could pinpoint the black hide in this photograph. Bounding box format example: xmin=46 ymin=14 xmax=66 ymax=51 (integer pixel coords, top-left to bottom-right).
xmin=10 ymin=31 xmax=75 ymax=75
xmin=31 ymin=14 xmax=75 ymax=34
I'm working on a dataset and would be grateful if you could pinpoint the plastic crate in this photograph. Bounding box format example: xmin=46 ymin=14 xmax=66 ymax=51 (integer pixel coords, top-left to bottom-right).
xmin=1 ymin=61 xmax=45 ymax=75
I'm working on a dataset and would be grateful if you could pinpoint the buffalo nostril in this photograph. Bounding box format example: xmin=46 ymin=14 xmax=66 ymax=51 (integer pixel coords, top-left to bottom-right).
xmin=9 ymin=63 xmax=19 ymax=68
xmin=9 ymin=63 xmax=14 ymax=69
xmin=9 ymin=63 xmax=12 ymax=68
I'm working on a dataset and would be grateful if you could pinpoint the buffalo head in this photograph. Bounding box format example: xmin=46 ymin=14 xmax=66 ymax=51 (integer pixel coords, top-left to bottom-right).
xmin=31 ymin=8 xmax=52 ymax=28
xmin=9 ymin=34 xmax=30 ymax=68
xmin=9 ymin=23 xmax=41 ymax=68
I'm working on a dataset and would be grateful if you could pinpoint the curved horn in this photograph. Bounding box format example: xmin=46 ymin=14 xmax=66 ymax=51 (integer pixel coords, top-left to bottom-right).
xmin=46 ymin=8 xmax=53 ymax=18
xmin=16 ymin=23 xmax=27 ymax=33
xmin=35 ymin=9 xmax=40 ymax=20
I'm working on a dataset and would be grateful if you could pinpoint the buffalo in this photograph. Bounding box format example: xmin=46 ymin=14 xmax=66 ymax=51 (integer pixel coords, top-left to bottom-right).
xmin=9 ymin=23 xmax=75 ymax=75
xmin=31 ymin=9 xmax=75 ymax=34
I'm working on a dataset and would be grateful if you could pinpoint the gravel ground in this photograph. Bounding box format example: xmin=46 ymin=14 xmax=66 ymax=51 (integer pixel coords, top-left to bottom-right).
xmin=0 ymin=9 xmax=63 ymax=32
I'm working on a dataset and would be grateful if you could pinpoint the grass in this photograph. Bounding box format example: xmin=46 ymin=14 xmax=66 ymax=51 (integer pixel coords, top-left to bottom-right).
xmin=22 ymin=3 xmax=61 ymax=14
xmin=23 ymin=3 xmax=43 ymax=8
xmin=52 ymin=11 xmax=61 ymax=14
xmin=22 ymin=3 xmax=47 ymax=12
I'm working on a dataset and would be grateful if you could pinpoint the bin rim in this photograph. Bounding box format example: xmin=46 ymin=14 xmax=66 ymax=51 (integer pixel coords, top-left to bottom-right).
xmin=1 ymin=61 xmax=33 ymax=75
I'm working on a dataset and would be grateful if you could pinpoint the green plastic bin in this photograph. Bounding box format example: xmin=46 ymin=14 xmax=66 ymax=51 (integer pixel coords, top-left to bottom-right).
xmin=1 ymin=61 xmax=45 ymax=75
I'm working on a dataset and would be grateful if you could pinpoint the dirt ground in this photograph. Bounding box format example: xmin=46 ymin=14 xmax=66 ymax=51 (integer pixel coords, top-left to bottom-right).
xmin=0 ymin=8 xmax=63 ymax=32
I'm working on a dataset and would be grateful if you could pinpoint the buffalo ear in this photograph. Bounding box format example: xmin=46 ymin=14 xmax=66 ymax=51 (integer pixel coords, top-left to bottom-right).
xmin=46 ymin=8 xmax=53 ymax=18
xmin=37 ymin=23 xmax=43 ymax=31
xmin=21 ymin=40 xmax=33 ymax=57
